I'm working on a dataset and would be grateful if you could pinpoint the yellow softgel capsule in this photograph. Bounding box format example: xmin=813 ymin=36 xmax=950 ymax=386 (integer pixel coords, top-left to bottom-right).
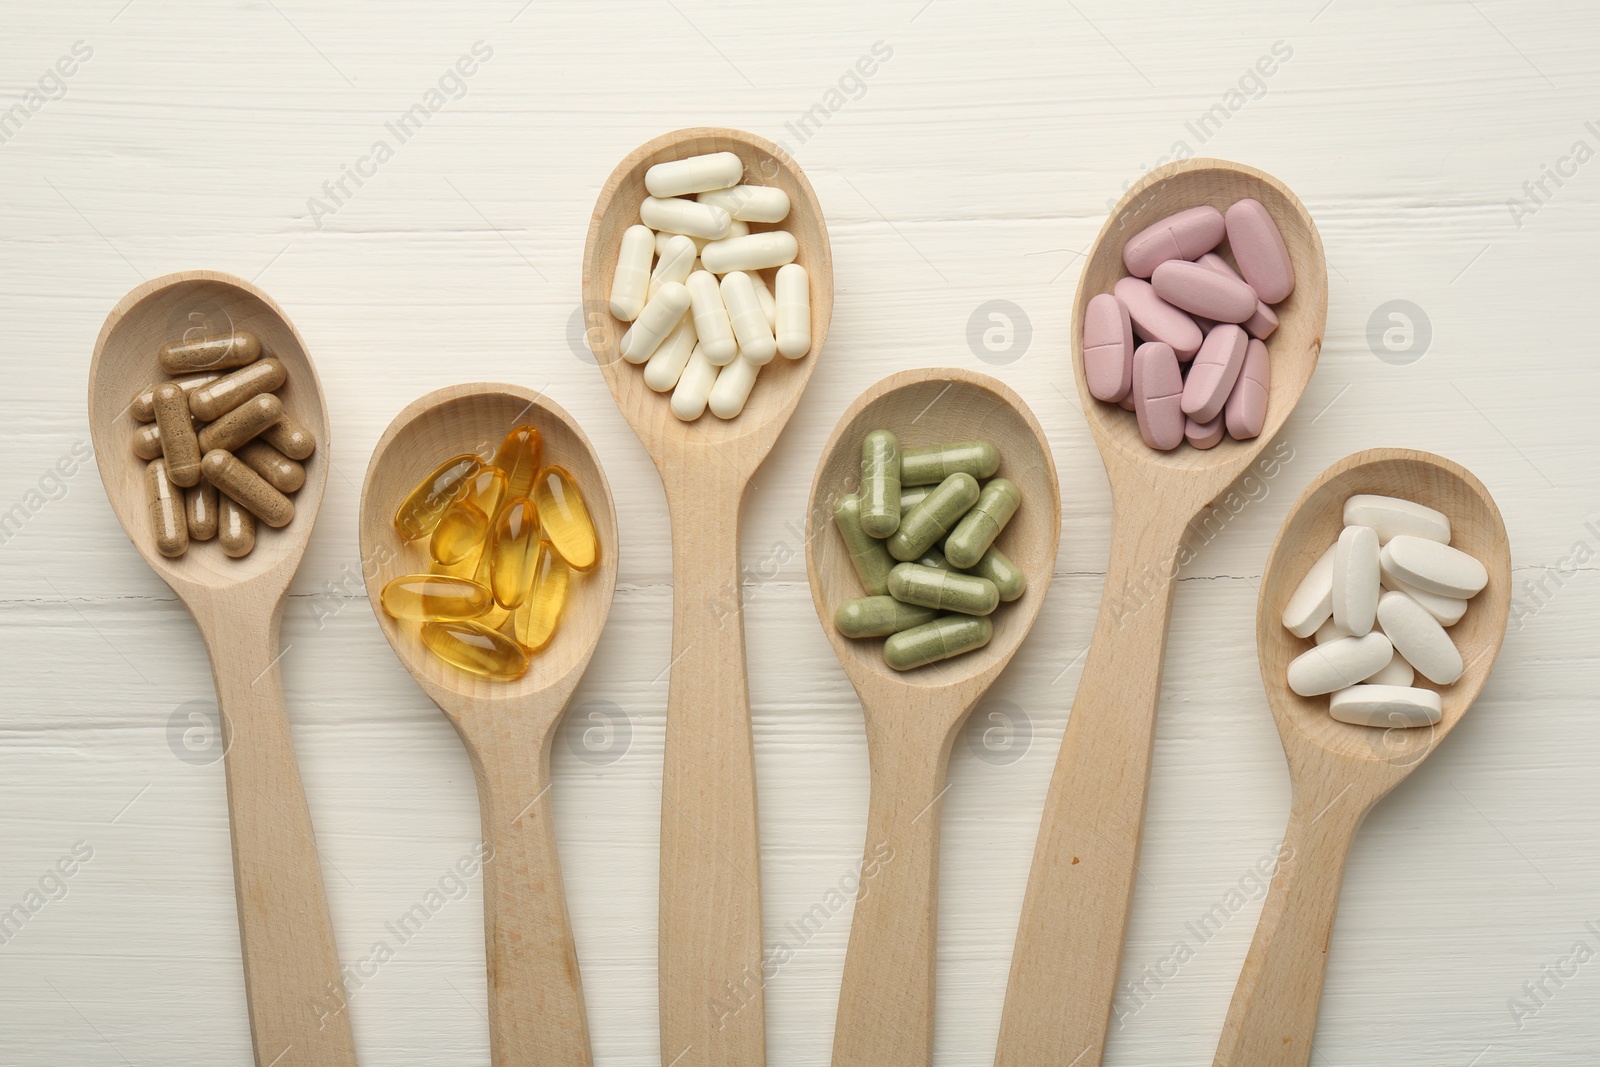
xmin=460 ymin=466 xmax=508 ymax=524
xmin=533 ymin=466 xmax=599 ymax=572
xmin=471 ymin=549 xmax=513 ymax=629
xmin=380 ymin=574 xmax=493 ymax=621
xmin=422 ymin=619 xmax=530 ymax=680
xmin=430 ymin=499 xmax=490 ymax=566
xmin=511 ymin=541 xmax=570 ymax=653
xmin=493 ymin=426 xmax=543 ymax=501
xmin=394 ymin=454 xmax=483 ymax=540
xmin=488 ymin=497 xmax=540 ymax=609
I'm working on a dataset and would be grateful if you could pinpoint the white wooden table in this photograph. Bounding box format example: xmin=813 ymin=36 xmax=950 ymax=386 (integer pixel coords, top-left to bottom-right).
xmin=3 ymin=2 xmax=1597 ymax=1063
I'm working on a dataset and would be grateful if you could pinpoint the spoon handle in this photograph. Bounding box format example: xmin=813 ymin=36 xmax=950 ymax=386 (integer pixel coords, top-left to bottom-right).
xmin=994 ymin=509 xmax=1187 ymax=1067
xmin=660 ymin=472 xmax=765 ymax=1067
xmin=197 ymin=603 xmax=357 ymax=1067
xmin=1215 ymin=788 xmax=1365 ymax=1067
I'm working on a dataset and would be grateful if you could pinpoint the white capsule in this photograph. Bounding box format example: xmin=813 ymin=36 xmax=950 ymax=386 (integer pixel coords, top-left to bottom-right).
xmin=1332 ymin=525 xmax=1379 ymax=636
xmin=1364 ymin=648 xmax=1415 ymax=687
xmin=700 ymin=231 xmax=798 ymax=274
xmin=775 ymin=263 xmax=811 ymax=359
xmin=609 ymin=224 xmax=655 ymax=321
xmin=1343 ymin=494 xmax=1450 ymax=544
xmin=640 ymin=196 xmax=732 ymax=240
xmin=720 ymin=272 xmax=777 ymax=366
xmin=1287 ymin=632 xmax=1394 ymax=697
xmin=753 ymin=272 xmax=775 ymax=328
xmin=1282 ymin=543 xmax=1336 ymax=639
xmin=645 ymin=151 xmax=743 ymax=198
xmin=1382 ymin=574 xmax=1468 ymax=627
xmin=619 ymin=282 xmax=690 ymax=364
xmin=670 ymin=344 xmax=718 ymax=421
xmin=1329 ymin=684 xmax=1441 ymax=728
xmin=1380 ymin=535 xmax=1488 ymax=599
xmin=643 ymin=314 xmax=697 ymax=393
xmin=1376 ymin=590 xmax=1462 ymax=685
xmin=709 ymin=355 xmax=761 ymax=419
xmin=650 ymin=234 xmax=698 ymax=298
xmin=658 ymin=231 xmax=708 ymax=257
xmin=686 ymin=270 xmax=738 ymax=366
xmin=697 ymin=184 xmax=791 ymax=223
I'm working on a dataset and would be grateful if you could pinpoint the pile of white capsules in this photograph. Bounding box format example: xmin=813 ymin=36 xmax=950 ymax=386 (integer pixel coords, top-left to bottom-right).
xmin=607 ymin=150 xmax=811 ymax=421
xmin=1281 ymin=495 xmax=1489 ymax=728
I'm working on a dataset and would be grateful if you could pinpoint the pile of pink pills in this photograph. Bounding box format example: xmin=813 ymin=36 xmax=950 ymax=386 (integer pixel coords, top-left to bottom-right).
xmin=1082 ymin=198 xmax=1294 ymax=451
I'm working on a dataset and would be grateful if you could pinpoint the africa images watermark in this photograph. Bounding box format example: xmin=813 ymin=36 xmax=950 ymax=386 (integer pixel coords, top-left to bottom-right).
xmin=0 ymin=841 xmax=96 ymax=948
xmin=0 ymin=440 xmax=95 ymax=549
xmin=0 ymin=40 xmax=94 ymax=147
xmin=769 ymin=40 xmax=894 ymax=160
xmin=1505 ymin=119 xmax=1600 ymax=230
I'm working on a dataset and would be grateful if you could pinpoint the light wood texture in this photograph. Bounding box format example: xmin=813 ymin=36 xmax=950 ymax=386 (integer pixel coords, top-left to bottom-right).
xmin=1214 ymin=448 xmax=1511 ymax=1066
xmin=805 ymin=368 xmax=1061 ymax=1066
xmin=581 ymin=127 xmax=834 ymax=1067
xmin=358 ymin=383 xmax=619 ymax=1066
xmin=995 ymin=160 xmax=1329 ymax=1067
xmin=86 ymin=271 xmax=354 ymax=1067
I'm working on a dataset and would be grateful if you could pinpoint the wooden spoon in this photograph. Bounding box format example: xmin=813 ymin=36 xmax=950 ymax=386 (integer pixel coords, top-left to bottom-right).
xmin=1214 ymin=447 xmax=1510 ymax=1066
xmin=996 ymin=159 xmax=1329 ymax=1067
xmin=87 ymin=271 xmax=353 ymax=1067
xmin=358 ymin=383 xmax=619 ymax=1067
xmin=804 ymin=369 xmax=1061 ymax=1067
xmin=581 ymin=127 xmax=833 ymax=1067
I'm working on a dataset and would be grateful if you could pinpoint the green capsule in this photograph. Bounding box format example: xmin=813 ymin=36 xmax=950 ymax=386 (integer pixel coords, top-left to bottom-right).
xmin=859 ymin=430 xmax=901 ymax=538
xmin=900 ymin=440 xmax=1000 ymax=486
xmin=884 ymin=614 xmax=994 ymax=671
xmin=944 ymin=478 xmax=1021 ymax=569
xmin=967 ymin=546 xmax=1027 ymax=602
xmin=835 ymin=595 xmax=939 ymax=638
xmin=900 ymin=485 xmax=933 ymax=512
xmin=888 ymin=562 xmax=998 ymax=616
xmin=834 ymin=494 xmax=895 ymax=595
xmin=916 ymin=547 xmax=953 ymax=571
xmin=887 ymin=472 xmax=979 ymax=562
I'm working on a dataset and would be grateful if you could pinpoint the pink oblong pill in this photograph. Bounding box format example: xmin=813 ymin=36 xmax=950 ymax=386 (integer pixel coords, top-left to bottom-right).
xmin=1132 ymin=341 xmax=1184 ymax=450
xmin=1151 ymin=259 xmax=1257 ymax=323
xmin=1083 ymin=293 xmax=1134 ymax=402
xmin=1181 ymin=323 xmax=1248 ymax=424
xmin=1195 ymin=252 xmax=1278 ymax=338
xmin=1122 ymin=206 xmax=1225 ymax=278
xmin=1113 ymin=277 xmax=1202 ymax=361
xmin=1225 ymin=198 xmax=1295 ymax=303
xmin=1186 ymin=414 xmax=1224 ymax=450
xmin=1225 ymin=337 xmax=1271 ymax=440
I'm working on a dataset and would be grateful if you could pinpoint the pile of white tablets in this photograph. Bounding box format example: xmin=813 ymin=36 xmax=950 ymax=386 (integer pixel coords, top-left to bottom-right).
xmin=1281 ymin=494 xmax=1489 ymax=728
xmin=607 ymin=151 xmax=811 ymax=421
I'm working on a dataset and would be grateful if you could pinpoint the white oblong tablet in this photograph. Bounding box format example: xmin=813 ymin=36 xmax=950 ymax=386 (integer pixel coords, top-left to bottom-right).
xmin=708 ymin=355 xmax=761 ymax=419
xmin=609 ymin=224 xmax=655 ymax=321
xmin=1344 ymin=494 xmax=1450 ymax=544
xmin=1282 ymin=543 xmax=1337 ymax=638
xmin=1364 ymin=648 xmax=1415 ymax=687
xmin=1330 ymin=684 xmax=1441 ymax=728
xmin=1287 ymin=632 xmax=1394 ymax=697
xmin=643 ymin=314 xmax=697 ymax=393
xmin=640 ymin=196 xmax=732 ymax=240
xmin=1380 ymin=535 xmax=1488 ymax=599
xmin=670 ymin=344 xmax=718 ymax=421
xmin=1382 ymin=574 xmax=1468 ymax=627
xmin=1314 ymin=617 xmax=1352 ymax=645
xmin=1376 ymin=590 xmax=1462 ymax=685
xmin=1331 ymin=525 xmax=1379 ymax=636
xmin=645 ymin=151 xmax=743 ymax=198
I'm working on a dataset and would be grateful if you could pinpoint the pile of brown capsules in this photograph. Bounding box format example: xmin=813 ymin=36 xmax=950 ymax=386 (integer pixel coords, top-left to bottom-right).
xmin=130 ymin=330 xmax=317 ymax=559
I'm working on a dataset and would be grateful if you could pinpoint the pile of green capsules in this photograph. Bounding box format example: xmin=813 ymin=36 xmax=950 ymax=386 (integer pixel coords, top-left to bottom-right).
xmin=831 ymin=432 xmax=1026 ymax=670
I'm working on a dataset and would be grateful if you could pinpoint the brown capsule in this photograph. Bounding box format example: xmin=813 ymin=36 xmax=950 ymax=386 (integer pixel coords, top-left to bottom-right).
xmin=202 ymin=449 xmax=294 ymax=528
xmin=146 ymin=458 xmax=188 ymax=558
xmin=260 ymin=413 xmax=315 ymax=461
xmin=188 ymin=358 xmax=286 ymax=421
xmin=132 ymin=422 xmax=163 ymax=460
xmin=158 ymin=330 xmax=262 ymax=374
xmin=153 ymin=382 xmax=202 ymax=487
xmin=186 ymin=481 xmax=219 ymax=541
xmin=235 ymin=439 xmax=305 ymax=494
xmin=129 ymin=373 xmax=218 ymax=422
xmin=198 ymin=394 xmax=283 ymax=454
xmin=218 ymin=497 xmax=256 ymax=558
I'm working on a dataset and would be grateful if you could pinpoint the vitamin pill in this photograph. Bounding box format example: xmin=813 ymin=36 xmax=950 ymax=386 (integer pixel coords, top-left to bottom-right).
xmin=133 ymin=422 xmax=164 ymax=460
xmin=859 ymin=430 xmax=902 ymax=539
xmin=534 ymin=466 xmax=599 ymax=572
xmin=697 ymin=184 xmax=790 ymax=223
xmin=460 ymin=466 xmax=508 ymax=526
xmin=620 ymin=281 xmax=691 ymax=364
xmin=699 ymin=231 xmax=798 ymax=274
xmin=1224 ymin=198 xmax=1295 ymax=303
xmin=645 ymin=314 xmax=700 ymax=393
xmin=153 ymin=382 xmax=202 ymax=488
xmin=431 ymin=498 xmax=491 ymax=567
xmin=900 ymin=485 xmax=932 ymax=512
xmin=198 ymin=393 xmax=283 ymax=454
xmin=1331 ymin=524 xmax=1379 ymax=636
xmin=471 ymin=549 xmax=514 ymax=630
xmin=1186 ymin=414 xmax=1224 ymax=450
xmin=1343 ymin=494 xmax=1450 ymax=544
xmin=640 ymin=196 xmax=732 ymax=240
xmin=1376 ymin=589 xmax=1462 ymax=684
xmin=835 ymin=595 xmax=939 ymax=638
xmin=720 ymin=271 xmax=777 ymax=365
xmin=1379 ymin=535 xmax=1488 ymax=599
xmin=512 ymin=542 xmax=570 ymax=652
xmin=1132 ymin=341 xmax=1184 ymax=451
xmin=130 ymin=372 xmax=218 ymax=422
xmin=493 ymin=425 xmax=543 ymax=502
xmin=1122 ymin=205 xmax=1226 ymax=278
xmin=658 ymin=231 xmax=707 ymax=256
xmin=1329 ymin=684 xmax=1441 ymax=728
xmin=1113 ymin=277 xmax=1202 ymax=361
xmin=645 ymin=151 xmax=743 ymax=198
xmin=670 ymin=345 xmax=719 ymax=421
xmin=944 ymin=477 xmax=1020 ymax=569
xmin=650 ymin=234 xmax=699 ymax=298
xmin=1152 ymin=259 xmax=1258 ymax=323
xmin=188 ymin=358 xmax=287 ymax=421
xmin=888 ymin=472 xmax=981 ymax=562
xmin=422 ymin=619 xmax=531 ymax=680
xmin=1182 ymin=324 xmax=1249 ymax=425
xmin=158 ymin=330 xmax=262 ymax=374
xmin=899 ymin=440 xmax=1000 ymax=486
xmin=1195 ymin=253 xmax=1278 ymax=339
xmin=235 ymin=439 xmax=305 ymax=494
xmin=1365 ymin=648 xmax=1416 ymax=688
xmin=1382 ymin=574 xmax=1467 ymax=627
xmin=835 ymin=494 xmax=896 ymax=595
xmin=1224 ymin=338 xmax=1270 ymax=441
xmin=609 ymin=223 xmax=655 ymax=321
xmin=146 ymin=458 xmax=189 ymax=558
xmin=380 ymin=574 xmax=494 ymax=621
xmin=884 ymin=615 xmax=994 ymax=671
xmin=708 ymin=355 xmax=761 ymax=419
xmin=218 ymin=497 xmax=255 ymax=558
xmin=1286 ymin=631 xmax=1394 ymax=697
xmin=889 ymin=563 xmax=999 ymax=616
xmin=261 ymin=414 xmax=316 ymax=461
xmin=754 ymin=271 xmax=776 ymax=327
xmin=488 ymin=497 xmax=539 ymax=608
xmin=774 ymin=263 xmax=811 ymax=358
xmin=186 ymin=480 xmax=219 ymax=541
xmin=202 ymin=449 xmax=295 ymax=528
xmin=1282 ymin=543 xmax=1337 ymax=638
xmin=1082 ymin=292 xmax=1134 ymax=402
xmin=686 ymin=270 xmax=738 ymax=365
xmin=967 ymin=546 xmax=1027 ymax=602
